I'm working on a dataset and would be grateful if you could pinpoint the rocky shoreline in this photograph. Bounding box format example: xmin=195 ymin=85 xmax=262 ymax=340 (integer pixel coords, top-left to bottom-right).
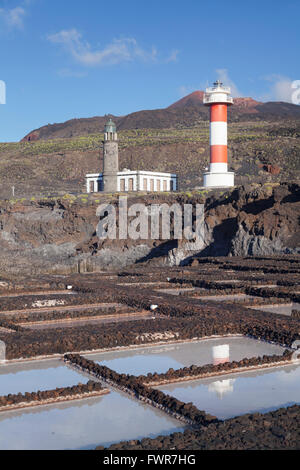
xmin=0 ymin=184 xmax=299 ymax=275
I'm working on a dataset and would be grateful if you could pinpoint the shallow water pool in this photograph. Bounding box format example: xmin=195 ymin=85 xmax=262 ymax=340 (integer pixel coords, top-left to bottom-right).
xmin=0 ymin=359 xmax=88 ymax=395
xmin=157 ymin=363 xmax=300 ymax=420
xmin=84 ymin=336 xmax=286 ymax=376
xmin=0 ymin=387 xmax=184 ymax=450
xmin=250 ymin=303 xmax=300 ymax=316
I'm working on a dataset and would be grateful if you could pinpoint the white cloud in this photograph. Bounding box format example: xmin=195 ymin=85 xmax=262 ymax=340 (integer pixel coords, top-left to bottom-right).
xmin=273 ymin=78 xmax=293 ymax=102
xmin=179 ymin=72 xmax=298 ymax=104
xmin=166 ymin=49 xmax=179 ymax=63
xmin=262 ymin=74 xmax=294 ymax=103
xmin=216 ymin=69 xmax=242 ymax=97
xmin=47 ymin=29 xmax=162 ymax=67
xmin=0 ymin=6 xmax=26 ymax=29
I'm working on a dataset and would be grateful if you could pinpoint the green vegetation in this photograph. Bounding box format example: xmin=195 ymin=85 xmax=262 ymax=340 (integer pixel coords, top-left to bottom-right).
xmin=0 ymin=120 xmax=298 ymax=199
xmin=0 ymin=125 xmax=273 ymax=157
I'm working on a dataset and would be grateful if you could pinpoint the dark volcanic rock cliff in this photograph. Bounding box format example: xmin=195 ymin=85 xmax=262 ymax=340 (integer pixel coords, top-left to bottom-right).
xmin=0 ymin=183 xmax=299 ymax=276
xmin=203 ymin=183 xmax=300 ymax=257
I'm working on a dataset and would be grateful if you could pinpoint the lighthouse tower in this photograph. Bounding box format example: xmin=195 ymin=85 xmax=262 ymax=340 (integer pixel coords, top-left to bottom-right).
xmin=203 ymin=81 xmax=234 ymax=188
xmin=103 ymin=118 xmax=119 ymax=192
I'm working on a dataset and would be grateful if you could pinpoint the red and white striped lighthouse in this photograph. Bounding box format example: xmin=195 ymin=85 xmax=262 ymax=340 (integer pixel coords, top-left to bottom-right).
xmin=203 ymin=80 xmax=235 ymax=187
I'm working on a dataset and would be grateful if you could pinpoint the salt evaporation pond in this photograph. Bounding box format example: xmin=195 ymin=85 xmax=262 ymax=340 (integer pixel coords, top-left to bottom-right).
xmin=157 ymin=363 xmax=300 ymax=420
xmin=250 ymin=303 xmax=300 ymax=316
xmin=22 ymin=312 xmax=156 ymax=330
xmin=195 ymin=294 xmax=255 ymax=301
xmin=0 ymin=290 xmax=77 ymax=298
xmin=84 ymin=336 xmax=285 ymax=376
xmin=0 ymin=388 xmax=184 ymax=450
xmin=156 ymin=288 xmax=196 ymax=295
xmin=0 ymin=359 xmax=89 ymax=396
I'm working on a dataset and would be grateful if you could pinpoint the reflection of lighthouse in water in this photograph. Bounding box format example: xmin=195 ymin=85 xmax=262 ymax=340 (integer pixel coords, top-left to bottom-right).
xmin=210 ymin=344 xmax=235 ymax=398
xmin=212 ymin=344 xmax=230 ymax=365
xmin=208 ymin=379 xmax=235 ymax=399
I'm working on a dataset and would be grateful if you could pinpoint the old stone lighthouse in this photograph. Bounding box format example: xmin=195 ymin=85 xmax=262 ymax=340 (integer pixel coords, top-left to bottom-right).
xmin=102 ymin=118 xmax=119 ymax=192
xmin=86 ymin=119 xmax=177 ymax=193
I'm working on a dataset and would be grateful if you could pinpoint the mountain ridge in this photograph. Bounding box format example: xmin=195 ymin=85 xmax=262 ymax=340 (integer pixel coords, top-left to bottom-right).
xmin=21 ymin=91 xmax=300 ymax=142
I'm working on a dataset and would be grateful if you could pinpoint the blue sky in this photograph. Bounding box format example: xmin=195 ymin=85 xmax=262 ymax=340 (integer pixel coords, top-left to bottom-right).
xmin=0 ymin=0 xmax=299 ymax=141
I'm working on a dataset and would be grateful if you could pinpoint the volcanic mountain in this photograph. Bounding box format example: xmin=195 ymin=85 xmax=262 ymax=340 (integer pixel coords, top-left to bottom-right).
xmin=22 ymin=91 xmax=300 ymax=142
xmin=167 ymin=91 xmax=205 ymax=108
xmin=168 ymin=91 xmax=260 ymax=111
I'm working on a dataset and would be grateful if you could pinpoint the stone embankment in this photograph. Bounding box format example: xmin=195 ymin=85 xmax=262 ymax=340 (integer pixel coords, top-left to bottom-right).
xmin=64 ymin=354 xmax=218 ymax=427
xmin=136 ymin=350 xmax=293 ymax=386
xmin=0 ymin=381 xmax=109 ymax=412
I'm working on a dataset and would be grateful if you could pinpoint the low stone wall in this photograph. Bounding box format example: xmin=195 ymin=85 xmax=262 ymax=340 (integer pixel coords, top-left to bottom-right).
xmin=0 ymin=292 xmax=110 ymax=312
xmin=0 ymin=270 xmax=299 ymax=360
xmin=247 ymin=286 xmax=299 ymax=301
xmin=2 ymin=308 xmax=299 ymax=360
xmin=64 ymin=354 xmax=218 ymax=427
xmin=0 ymin=318 xmax=26 ymax=333
xmin=292 ymin=310 xmax=300 ymax=319
xmin=136 ymin=350 xmax=293 ymax=386
xmin=0 ymin=381 xmax=109 ymax=411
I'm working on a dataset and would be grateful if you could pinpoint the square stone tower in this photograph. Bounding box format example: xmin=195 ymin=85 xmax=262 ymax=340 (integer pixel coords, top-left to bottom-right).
xmin=103 ymin=119 xmax=119 ymax=192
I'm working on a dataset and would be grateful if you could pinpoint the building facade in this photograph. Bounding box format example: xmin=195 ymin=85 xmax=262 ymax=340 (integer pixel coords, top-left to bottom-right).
xmin=86 ymin=119 xmax=177 ymax=193
xmin=86 ymin=169 xmax=177 ymax=193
